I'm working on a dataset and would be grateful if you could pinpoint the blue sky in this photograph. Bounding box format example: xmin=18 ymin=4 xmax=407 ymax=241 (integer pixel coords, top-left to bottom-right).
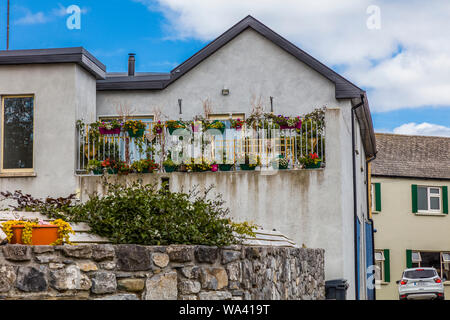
xmin=1 ymin=0 xmax=449 ymax=136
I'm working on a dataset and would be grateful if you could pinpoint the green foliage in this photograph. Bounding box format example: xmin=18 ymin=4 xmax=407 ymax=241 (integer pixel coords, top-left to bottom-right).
xmin=46 ymin=182 xmax=253 ymax=246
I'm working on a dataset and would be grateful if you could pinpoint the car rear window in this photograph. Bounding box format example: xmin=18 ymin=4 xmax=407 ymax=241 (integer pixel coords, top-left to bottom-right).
xmin=404 ymin=269 xmax=437 ymax=279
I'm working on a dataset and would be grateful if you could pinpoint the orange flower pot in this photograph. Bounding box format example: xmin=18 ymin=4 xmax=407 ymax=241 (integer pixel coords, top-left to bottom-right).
xmin=10 ymin=225 xmax=59 ymax=245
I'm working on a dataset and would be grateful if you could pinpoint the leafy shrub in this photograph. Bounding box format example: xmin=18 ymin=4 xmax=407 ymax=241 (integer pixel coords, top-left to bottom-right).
xmin=2 ymin=183 xmax=256 ymax=246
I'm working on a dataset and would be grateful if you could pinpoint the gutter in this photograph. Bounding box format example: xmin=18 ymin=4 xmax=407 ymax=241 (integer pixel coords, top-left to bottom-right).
xmin=351 ymin=95 xmax=365 ymax=300
xmin=366 ymin=153 xmax=377 ymax=300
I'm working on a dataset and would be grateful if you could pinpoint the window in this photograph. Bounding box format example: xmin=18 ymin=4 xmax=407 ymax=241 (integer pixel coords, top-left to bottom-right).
xmin=374 ymin=250 xmax=385 ymax=283
xmin=418 ymin=186 xmax=442 ymax=213
xmin=409 ymin=250 xmax=450 ymax=280
xmin=1 ymin=95 xmax=34 ymax=172
xmin=371 ymin=183 xmax=381 ymax=212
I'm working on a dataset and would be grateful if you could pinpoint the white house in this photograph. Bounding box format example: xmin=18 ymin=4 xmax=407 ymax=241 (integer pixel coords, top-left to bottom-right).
xmin=0 ymin=16 xmax=376 ymax=299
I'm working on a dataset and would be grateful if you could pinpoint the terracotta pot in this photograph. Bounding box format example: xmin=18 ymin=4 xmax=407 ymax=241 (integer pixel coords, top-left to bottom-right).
xmin=10 ymin=225 xmax=59 ymax=245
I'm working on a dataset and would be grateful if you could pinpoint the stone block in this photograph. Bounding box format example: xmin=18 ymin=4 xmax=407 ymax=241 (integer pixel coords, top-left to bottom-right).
xmin=179 ymin=280 xmax=201 ymax=294
xmin=91 ymin=271 xmax=117 ymax=294
xmin=152 ymin=253 xmax=169 ymax=268
xmin=116 ymin=245 xmax=151 ymax=271
xmin=117 ymin=278 xmax=145 ymax=292
xmin=144 ymin=271 xmax=177 ymax=300
xmin=95 ymin=293 xmax=139 ymax=300
xmin=16 ymin=266 xmax=48 ymax=292
xmin=198 ymin=291 xmax=232 ymax=300
xmin=167 ymin=246 xmax=194 ymax=263
xmin=0 ymin=265 xmax=16 ymax=292
xmin=195 ymin=246 xmax=218 ymax=263
xmin=2 ymin=245 xmax=31 ymax=261
xmin=92 ymin=244 xmax=115 ymax=261
xmin=62 ymin=245 xmax=93 ymax=259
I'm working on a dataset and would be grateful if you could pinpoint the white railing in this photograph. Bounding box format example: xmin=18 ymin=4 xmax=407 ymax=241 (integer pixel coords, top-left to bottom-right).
xmin=75 ymin=119 xmax=325 ymax=173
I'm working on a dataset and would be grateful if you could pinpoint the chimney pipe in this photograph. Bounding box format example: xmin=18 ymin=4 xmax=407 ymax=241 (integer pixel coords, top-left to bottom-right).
xmin=128 ymin=53 xmax=136 ymax=76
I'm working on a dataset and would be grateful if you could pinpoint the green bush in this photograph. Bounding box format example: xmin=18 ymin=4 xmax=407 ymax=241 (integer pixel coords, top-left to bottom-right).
xmin=61 ymin=182 xmax=255 ymax=246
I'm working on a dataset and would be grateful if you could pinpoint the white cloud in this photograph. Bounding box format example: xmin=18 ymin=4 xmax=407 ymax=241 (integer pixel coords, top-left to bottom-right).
xmin=135 ymin=0 xmax=450 ymax=112
xmin=393 ymin=122 xmax=450 ymax=137
xmin=15 ymin=10 xmax=49 ymax=25
xmin=14 ymin=4 xmax=88 ymax=26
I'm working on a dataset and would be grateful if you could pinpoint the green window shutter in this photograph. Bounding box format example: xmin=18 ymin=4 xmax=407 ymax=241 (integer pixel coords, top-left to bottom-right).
xmin=443 ymin=186 xmax=448 ymax=214
xmin=411 ymin=185 xmax=418 ymax=213
xmin=375 ymin=183 xmax=381 ymax=212
xmin=383 ymin=249 xmax=390 ymax=282
xmin=406 ymin=249 xmax=412 ymax=268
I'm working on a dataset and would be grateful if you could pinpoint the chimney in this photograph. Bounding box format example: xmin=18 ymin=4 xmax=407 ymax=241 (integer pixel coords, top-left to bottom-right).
xmin=128 ymin=53 xmax=136 ymax=76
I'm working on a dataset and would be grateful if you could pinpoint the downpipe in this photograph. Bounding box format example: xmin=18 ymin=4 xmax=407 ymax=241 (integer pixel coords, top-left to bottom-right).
xmin=351 ymin=96 xmax=364 ymax=300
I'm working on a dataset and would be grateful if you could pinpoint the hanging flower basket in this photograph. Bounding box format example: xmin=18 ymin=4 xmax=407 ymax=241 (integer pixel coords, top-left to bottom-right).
xmin=127 ymin=128 xmax=145 ymax=138
xmin=99 ymin=127 xmax=121 ymax=135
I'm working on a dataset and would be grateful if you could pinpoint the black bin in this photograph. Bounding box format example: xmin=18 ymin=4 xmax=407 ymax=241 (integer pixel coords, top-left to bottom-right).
xmin=325 ymin=279 xmax=349 ymax=300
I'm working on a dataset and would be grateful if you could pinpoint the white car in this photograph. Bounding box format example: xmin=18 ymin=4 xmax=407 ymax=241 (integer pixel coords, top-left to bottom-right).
xmin=397 ymin=267 xmax=445 ymax=300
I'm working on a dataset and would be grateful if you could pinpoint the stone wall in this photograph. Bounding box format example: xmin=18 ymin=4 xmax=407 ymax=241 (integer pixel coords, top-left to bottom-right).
xmin=0 ymin=244 xmax=325 ymax=300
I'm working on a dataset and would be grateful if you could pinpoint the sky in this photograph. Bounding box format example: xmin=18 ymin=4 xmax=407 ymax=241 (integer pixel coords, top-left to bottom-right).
xmin=1 ymin=0 xmax=449 ymax=137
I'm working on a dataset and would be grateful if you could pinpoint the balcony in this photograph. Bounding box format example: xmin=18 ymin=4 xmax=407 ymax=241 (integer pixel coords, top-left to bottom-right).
xmin=75 ymin=116 xmax=325 ymax=174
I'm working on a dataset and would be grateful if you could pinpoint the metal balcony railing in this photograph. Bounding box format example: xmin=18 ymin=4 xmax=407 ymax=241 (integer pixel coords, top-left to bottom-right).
xmin=75 ymin=119 xmax=325 ymax=173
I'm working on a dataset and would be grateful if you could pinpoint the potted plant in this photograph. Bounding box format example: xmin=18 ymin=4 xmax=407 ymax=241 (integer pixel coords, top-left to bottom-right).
xmin=239 ymin=154 xmax=260 ymax=171
xmin=132 ymin=159 xmax=159 ymax=173
xmin=272 ymin=115 xmax=302 ymax=130
xmin=163 ymin=157 xmax=178 ymax=172
xmin=87 ymin=159 xmax=103 ymax=175
xmin=211 ymin=162 xmax=219 ymax=172
xmin=166 ymin=120 xmax=186 ymax=135
xmin=230 ymin=118 xmax=245 ymax=131
xmin=299 ymin=152 xmax=322 ymax=169
xmin=124 ymin=120 xmax=146 ymax=138
xmin=152 ymin=121 xmax=164 ymax=135
xmin=219 ymin=156 xmax=235 ymax=171
xmin=1 ymin=219 xmax=74 ymax=245
xmin=102 ymin=158 xmax=119 ymax=174
xmin=187 ymin=158 xmax=212 ymax=172
xmin=98 ymin=120 xmax=122 ymax=135
xmin=117 ymin=161 xmax=131 ymax=175
xmin=271 ymin=155 xmax=289 ymax=170
xmin=204 ymin=120 xmax=225 ymax=135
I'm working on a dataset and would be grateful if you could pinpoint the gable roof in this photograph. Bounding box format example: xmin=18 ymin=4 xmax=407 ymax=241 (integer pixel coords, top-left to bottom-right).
xmin=372 ymin=133 xmax=450 ymax=180
xmin=0 ymin=47 xmax=106 ymax=79
xmin=97 ymin=15 xmax=364 ymax=98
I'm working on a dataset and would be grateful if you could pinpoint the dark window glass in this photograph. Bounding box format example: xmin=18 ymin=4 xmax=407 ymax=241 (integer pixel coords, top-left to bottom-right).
xmin=3 ymin=97 xmax=34 ymax=169
xmin=417 ymin=186 xmax=428 ymax=211
xmin=404 ymin=269 xmax=437 ymax=279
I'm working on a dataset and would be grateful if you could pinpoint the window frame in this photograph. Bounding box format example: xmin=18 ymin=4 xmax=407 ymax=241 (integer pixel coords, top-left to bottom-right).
xmin=418 ymin=186 xmax=442 ymax=214
xmin=411 ymin=250 xmax=450 ymax=280
xmin=1 ymin=94 xmax=35 ymax=174
xmin=374 ymin=250 xmax=385 ymax=283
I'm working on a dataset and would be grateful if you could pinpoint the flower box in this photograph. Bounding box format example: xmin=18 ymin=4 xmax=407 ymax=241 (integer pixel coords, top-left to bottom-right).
xmin=305 ymin=161 xmax=321 ymax=169
xmin=107 ymin=168 xmax=119 ymax=174
xmin=92 ymin=168 xmax=103 ymax=175
xmin=240 ymin=164 xmax=257 ymax=171
xmin=219 ymin=164 xmax=234 ymax=171
xmin=99 ymin=127 xmax=121 ymax=135
xmin=9 ymin=225 xmax=59 ymax=245
xmin=164 ymin=165 xmax=178 ymax=173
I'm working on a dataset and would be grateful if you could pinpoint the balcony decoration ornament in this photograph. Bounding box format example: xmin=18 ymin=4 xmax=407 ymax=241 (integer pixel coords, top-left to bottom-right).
xmin=1 ymin=219 xmax=74 ymax=245
xmin=124 ymin=120 xmax=146 ymax=138
xmin=102 ymin=158 xmax=119 ymax=174
xmin=131 ymin=159 xmax=159 ymax=173
xmin=230 ymin=118 xmax=245 ymax=130
xmin=299 ymin=152 xmax=322 ymax=169
xmin=152 ymin=120 xmax=164 ymax=135
xmin=98 ymin=120 xmax=122 ymax=135
xmin=204 ymin=120 xmax=225 ymax=135
xmin=166 ymin=120 xmax=186 ymax=135
xmin=87 ymin=159 xmax=103 ymax=175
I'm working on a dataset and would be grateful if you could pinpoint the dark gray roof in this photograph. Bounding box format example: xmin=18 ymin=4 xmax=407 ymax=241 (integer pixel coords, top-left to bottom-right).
xmin=0 ymin=47 xmax=106 ymax=79
xmin=372 ymin=133 xmax=450 ymax=180
xmin=97 ymin=15 xmax=364 ymax=98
